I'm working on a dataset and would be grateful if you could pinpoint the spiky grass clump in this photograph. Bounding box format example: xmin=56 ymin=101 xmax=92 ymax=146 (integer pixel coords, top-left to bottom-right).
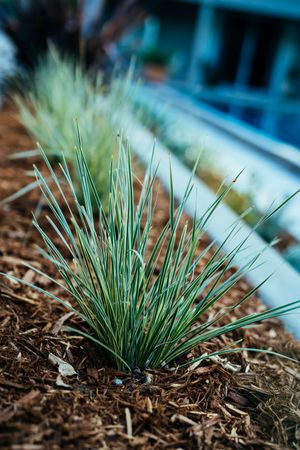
xmin=6 ymin=135 xmax=300 ymax=372
xmin=16 ymin=48 xmax=116 ymax=202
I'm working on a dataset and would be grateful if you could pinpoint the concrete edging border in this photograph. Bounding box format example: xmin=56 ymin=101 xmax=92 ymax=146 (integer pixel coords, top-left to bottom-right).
xmin=146 ymin=84 xmax=300 ymax=173
xmin=128 ymin=118 xmax=300 ymax=340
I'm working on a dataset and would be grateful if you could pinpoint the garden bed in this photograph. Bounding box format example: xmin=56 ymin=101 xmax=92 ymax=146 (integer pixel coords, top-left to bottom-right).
xmin=0 ymin=102 xmax=300 ymax=450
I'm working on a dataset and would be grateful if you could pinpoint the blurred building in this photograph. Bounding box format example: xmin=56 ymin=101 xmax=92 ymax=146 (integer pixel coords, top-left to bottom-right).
xmin=134 ymin=0 xmax=300 ymax=147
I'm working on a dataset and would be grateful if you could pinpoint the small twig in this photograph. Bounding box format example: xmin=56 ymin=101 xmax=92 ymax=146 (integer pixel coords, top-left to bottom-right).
xmin=52 ymin=311 xmax=74 ymax=336
xmin=125 ymin=407 xmax=132 ymax=438
xmin=0 ymin=289 xmax=36 ymax=305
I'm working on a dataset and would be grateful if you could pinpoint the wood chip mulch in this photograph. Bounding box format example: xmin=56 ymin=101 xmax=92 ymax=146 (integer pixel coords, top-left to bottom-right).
xmin=0 ymin=102 xmax=300 ymax=450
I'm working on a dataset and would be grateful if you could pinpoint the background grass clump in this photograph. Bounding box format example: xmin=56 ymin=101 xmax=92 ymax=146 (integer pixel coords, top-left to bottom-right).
xmin=16 ymin=48 xmax=120 ymax=203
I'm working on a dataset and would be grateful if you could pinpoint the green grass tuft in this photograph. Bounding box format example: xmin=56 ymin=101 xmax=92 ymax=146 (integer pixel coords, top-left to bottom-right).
xmin=15 ymin=48 xmax=121 ymax=204
xmin=4 ymin=132 xmax=300 ymax=372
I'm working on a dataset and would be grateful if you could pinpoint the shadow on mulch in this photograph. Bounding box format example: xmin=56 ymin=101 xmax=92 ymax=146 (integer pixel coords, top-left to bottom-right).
xmin=0 ymin=102 xmax=299 ymax=450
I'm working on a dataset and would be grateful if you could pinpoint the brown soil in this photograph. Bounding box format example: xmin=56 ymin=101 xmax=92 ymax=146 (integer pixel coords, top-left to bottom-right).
xmin=0 ymin=102 xmax=300 ymax=450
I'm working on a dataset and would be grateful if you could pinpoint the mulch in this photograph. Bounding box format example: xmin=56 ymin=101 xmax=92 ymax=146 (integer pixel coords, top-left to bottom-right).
xmin=0 ymin=102 xmax=300 ymax=450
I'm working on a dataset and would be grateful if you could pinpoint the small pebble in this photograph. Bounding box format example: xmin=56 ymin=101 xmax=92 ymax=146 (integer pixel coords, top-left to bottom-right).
xmin=113 ymin=378 xmax=123 ymax=386
xmin=142 ymin=375 xmax=152 ymax=384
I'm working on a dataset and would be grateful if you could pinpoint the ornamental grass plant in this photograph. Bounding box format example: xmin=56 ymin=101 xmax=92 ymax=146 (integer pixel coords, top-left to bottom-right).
xmin=16 ymin=48 xmax=118 ymax=203
xmin=5 ymin=131 xmax=300 ymax=372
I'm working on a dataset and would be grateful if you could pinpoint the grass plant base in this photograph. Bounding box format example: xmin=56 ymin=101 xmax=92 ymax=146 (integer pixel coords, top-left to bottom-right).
xmin=0 ymin=102 xmax=300 ymax=449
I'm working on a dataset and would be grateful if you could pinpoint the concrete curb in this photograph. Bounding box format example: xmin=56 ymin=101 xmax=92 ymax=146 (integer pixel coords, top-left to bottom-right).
xmin=144 ymin=84 xmax=300 ymax=173
xmin=128 ymin=117 xmax=300 ymax=340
